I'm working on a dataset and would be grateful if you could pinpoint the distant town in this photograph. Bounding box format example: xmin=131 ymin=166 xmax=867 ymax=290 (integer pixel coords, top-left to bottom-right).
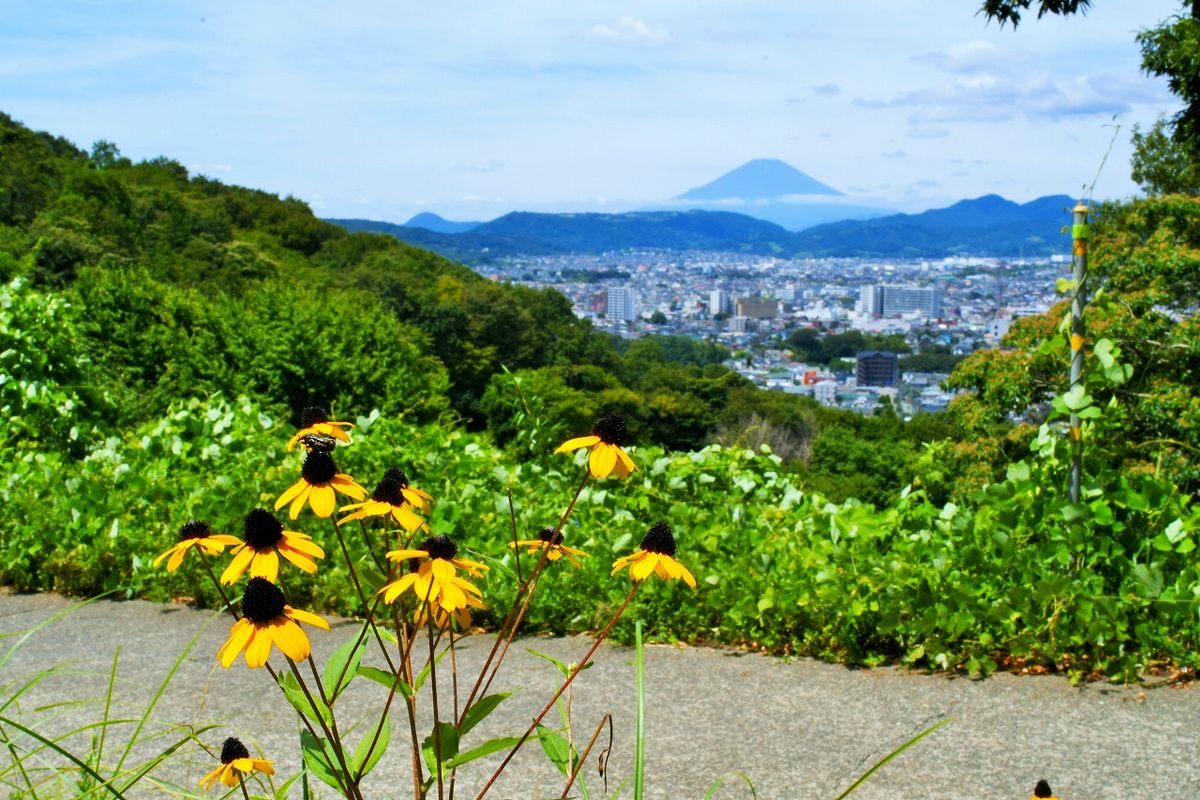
xmin=478 ymin=251 xmax=1069 ymax=418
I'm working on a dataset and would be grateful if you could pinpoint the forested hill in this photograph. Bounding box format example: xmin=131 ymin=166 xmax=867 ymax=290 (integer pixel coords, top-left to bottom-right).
xmin=1 ymin=111 xmax=961 ymax=507
xmin=332 ymin=194 xmax=1077 ymax=263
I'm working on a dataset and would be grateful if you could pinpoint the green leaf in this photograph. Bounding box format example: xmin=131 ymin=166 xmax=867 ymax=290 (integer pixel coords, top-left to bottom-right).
xmin=1061 ymin=384 xmax=1091 ymax=411
xmin=443 ymin=736 xmax=523 ymax=769
xmin=323 ymin=633 xmax=367 ymax=703
xmin=459 ymin=692 xmax=511 ymax=738
xmin=422 ymin=722 xmax=460 ymax=778
xmin=536 ymin=724 xmax=572 ymax=776
xmin=1093 ymin=337 xmax=1115 ymax=368
xmin=279 ymin=672 xmax=331 ymax=726
xmin=300 ymin=731 xmax=344 ymax=793
xmin=528 ymin=647 xmax=591 ymax=678
xmin=352 ymin=716 xmax=390 ymax=779
xmin=356 ymin=665 xmax=413 ymax=698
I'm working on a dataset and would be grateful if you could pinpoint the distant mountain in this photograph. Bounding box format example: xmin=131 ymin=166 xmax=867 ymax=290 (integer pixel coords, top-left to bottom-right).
xmin=790 ymin=194 xmax=1076 ymax=257
xmin=664 ymin=158 xmax=891 ymax=231
xmin=328 ymin=193 xmax=1077 ymax=262
xmin=676 ymin=158 xmax=843 ymax=200
xmin=404 ymin=212 xmax=482 ymax=234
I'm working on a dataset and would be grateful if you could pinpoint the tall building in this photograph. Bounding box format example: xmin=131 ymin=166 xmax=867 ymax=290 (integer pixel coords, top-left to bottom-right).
xmin=709 ymin=289 xmax=733 ymax=316
xmin=606 ymin=287 xmax=639 ymax=321
xmin=858 ymin=285 xmax=883 ymax=316
xmin=856 ymin=351 xmax=899 ymax=387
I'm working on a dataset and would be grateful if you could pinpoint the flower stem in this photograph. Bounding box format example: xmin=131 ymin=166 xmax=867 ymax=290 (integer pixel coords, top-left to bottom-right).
xmin=474 ymin=582 xmax=640 ymax=800
xmin=427 ymin=608 xmax=445 ymax=800
xmin=331 ymin=518 xmax=399 ymax=675
xmin=459 ymin=469 xmax=591 ymax=724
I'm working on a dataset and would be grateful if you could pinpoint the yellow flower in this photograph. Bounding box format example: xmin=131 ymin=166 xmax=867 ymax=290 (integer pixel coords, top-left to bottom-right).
xmin=153 ymin=520 xmax=241 ymax=572
xmin=1031 ymin=780 xmax=1057 ymax=800
xmin=286 ymin=406 xmax=354 ymax=451
xmin=275 ymin=445 xmax=366 ymax=519
xmin=199 ymin=737 xmax=275 ymax=790
xmin=220 ymin=509 xmax=325 ymax=584
xmin=217 ymin=578 xmax=330 ymax=668
xmin=509 ymin=527 xmax=589 ymax=568
xmin=338 ymin=467 xmax=432 ymax=532
xmin=379 ymin=535 xmax=488 ymax=621
xmin=555 ymin=412 xmax=637 ymax=479
xmin=611 ymin=522 xmax=696 ymax=588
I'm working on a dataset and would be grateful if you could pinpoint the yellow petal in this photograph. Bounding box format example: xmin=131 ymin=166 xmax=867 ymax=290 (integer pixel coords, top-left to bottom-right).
xmin=275 ymin=479 xmax=307 ymax=511
xmin=279 ymin=545 xmax=318 ymax=574
xmin=331 ymin=474 xmax=366 ymax=500
xmin=283 ymin=534 xmax=324 ymax=558
xmin=310 ymin=485 xmax=337 ymax=518
xmin=289 ymin=484 xmax=313 ymax=520
xmin=166 ymin=544 xmax=189 ymax=572
xmin=248 ymin=550 xmax=280 ymax=582
xmin=244 ymin=626 xmax=273 ymax=668
xmin=220 ymin=545 xmax=254 ymax=585
xmin=199 ymin=764 xmax=225 ymax=789
xmin=270 ymin=619 xmax=312 ymax=661
xmin=386 ymin=548 xmax=429 ymax=562
xmin=589 ymin=443 xmax=617 ymax=478
xmin=218 ymin=619 xmax=254 ymax=668
xmin=286 ymin=605 xmax=331 ymax=630
xmin=630 ymin=553 xmax=658 ymax=581
xmin=556 ymin=435 xmax=600 ymax=454
xmin=615 ymin=447 xmax=638 ymax=476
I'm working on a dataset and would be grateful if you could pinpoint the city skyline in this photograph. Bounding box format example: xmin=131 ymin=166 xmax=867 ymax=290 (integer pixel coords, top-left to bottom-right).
xmin=3 ymin=1 xmax=1182 ymax=223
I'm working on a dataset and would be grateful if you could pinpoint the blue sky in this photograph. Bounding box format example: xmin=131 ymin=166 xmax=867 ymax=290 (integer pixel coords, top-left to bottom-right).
xmin=1 ymin=1 xmax=1183 ymax=222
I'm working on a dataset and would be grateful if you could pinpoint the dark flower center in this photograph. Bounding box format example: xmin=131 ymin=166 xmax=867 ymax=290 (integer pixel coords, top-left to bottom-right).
xmin=241 ymin=577 xmax=286 ymax=623
xmin=300 ymin=406 xmax=329 ymax=427
xmin=382 ymin=467 xmax=410 ymax=488
xmin=592 ymin=412 xmax=627 ymax=446
xmin=420 ymin=534 xmax=457 ymax=561
xmin=640 ymin=522 xmax=677 ymax=556
xmin=243 ymin=509 xmax=283 ymax=550
xmin=301 ymin=450 xmax=338 ymax=485
xmin=220 ymin=736 xmax=251 ymax=764
xmin=1034 ymin=780 xmax=1053 ymax=798
xmin=372 ymin=477 xmax=406 ymax=505
xmin=179 ymin=519 xmax=211 ymax=541
xmin=537 ymin=527 xmax=564 ymax=545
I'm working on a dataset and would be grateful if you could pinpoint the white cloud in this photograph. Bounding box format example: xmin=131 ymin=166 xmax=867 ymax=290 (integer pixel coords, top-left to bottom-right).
xmin=914 ymin=40 xmax=1031 ymax=73
xmin=587 ymin=17 xmax=672 ymax=47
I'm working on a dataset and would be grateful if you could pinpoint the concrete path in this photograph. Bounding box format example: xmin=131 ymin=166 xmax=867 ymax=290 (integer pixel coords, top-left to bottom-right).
xmin=1 ymin=592 xmax=1198 ymax=799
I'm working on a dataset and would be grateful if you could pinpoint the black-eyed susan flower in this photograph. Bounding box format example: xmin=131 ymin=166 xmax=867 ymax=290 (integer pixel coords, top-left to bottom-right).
xmin=217 ymin=577 xmax=330 ymax=668
xmin=379 ymin=534 xmax=488 ymax=619
xmin=1031 ymin=780 xmax=1057 ymax=800
xmin=154 ymin=520 xmax=241 ymax=572
xmin=338 ymin=467 xmax=432 ymax=532
xmin=509 ymin=527 xmax=589 ymax=568
xmin=275 ymin=444 xmax=366 ymax=519
xmin=220 ymin=509 xmax=325 ymax=585
xmin=555 ymin=412 xmax=637 ymax=479
xmin=286 ymin=406 xmax=354 ymax=451
xmin=199 ymin=736 xmax=275 ymax=790
xmin=611 ymin=521 xmax=696 ymax=588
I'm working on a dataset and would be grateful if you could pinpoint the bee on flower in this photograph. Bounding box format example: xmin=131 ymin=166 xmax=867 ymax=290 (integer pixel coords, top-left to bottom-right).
xmin=286 ymin=406 xmax=353 ymax=451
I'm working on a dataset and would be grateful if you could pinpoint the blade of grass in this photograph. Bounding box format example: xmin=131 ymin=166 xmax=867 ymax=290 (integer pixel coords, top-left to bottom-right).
xmin=0 ymin=715 xmax=128 ymax=800
xmin=634 ymin=620 xmax=644 ymax=800
xmin=703 ymin=771 xmax=756 ymax=799
xmin=832 ymin=718 xmax=952 ymax=800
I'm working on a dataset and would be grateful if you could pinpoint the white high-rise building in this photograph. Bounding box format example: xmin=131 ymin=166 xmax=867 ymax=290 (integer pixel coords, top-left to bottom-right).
xmin=708 ymin=289 xmax=733 ymax=316
xmin=606 ymin=287 xmax=639 ymax=321
xmin=858 ymin=285 xmax=940 ymax=318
